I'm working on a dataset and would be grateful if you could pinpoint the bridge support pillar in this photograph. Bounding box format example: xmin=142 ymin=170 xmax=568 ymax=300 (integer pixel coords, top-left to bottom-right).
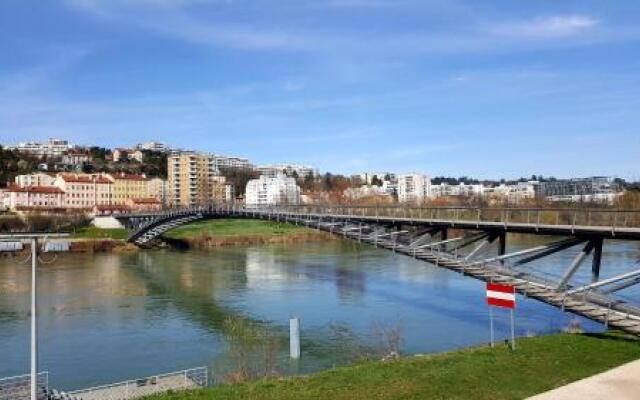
xmin=498 ymin=232 xmax=507 ymax=265
xmin=591 ymin=237 xmax=603 ymax=282
xmin=440 ymin=228 xmax=448 ymax=251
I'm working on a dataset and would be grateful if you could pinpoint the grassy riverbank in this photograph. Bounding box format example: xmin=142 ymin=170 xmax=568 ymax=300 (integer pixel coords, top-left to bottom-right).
xmin=164 ymin=219 xmax=306 ymax=239
xmin=163 ymin=219 xmax=330 ymax=248
xmin=145 ymin=333 xmax=640 ymax=400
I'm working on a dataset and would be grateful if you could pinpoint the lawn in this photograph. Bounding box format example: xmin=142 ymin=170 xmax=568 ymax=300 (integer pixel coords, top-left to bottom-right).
xmin=73 ymin=226 xmax=132 ymax=240
xmin=164 ymin=219 xmax=306 ymax=239
xmin=144 ymin=333 xmax=640 ymax=400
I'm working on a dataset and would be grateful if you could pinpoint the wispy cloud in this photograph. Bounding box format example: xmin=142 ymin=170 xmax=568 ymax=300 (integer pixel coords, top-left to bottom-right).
xmin=62 ymin=1 xmax=618 ymax=57
xmin=487 ymin=15 xmax=599 ymax=38
xmin=65 ymin=0 xmax=307 ymax=50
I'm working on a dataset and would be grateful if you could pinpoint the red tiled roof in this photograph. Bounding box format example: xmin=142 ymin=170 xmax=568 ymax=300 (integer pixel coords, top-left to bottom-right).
xmin=6 ymin=185 xmax=64 ymax=194
xmin=59 ymin=174 xmax=112 ymax=184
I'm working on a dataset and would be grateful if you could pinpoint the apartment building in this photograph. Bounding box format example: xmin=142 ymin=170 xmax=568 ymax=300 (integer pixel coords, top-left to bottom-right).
xmin=53 ymin=173 xmax=113 ymax=208
xmin=211 ymin=154 xmax=253 ymax=170
xmin=257 ymin=163 xmax=317 ymax=178
xmin=112 ymin=148 xmax=144 ymax=163
xmin=7 ymin=138 xmax=74 ymax=158
xmin=538 ymin=177 xmax=621 ymax=203
xmin=1 ymin=186 xmax=65 ymax=210
xmin=106 ymin=173 xmax=150 ymax=205
xmin=397 ymin=173 xmax=431 ymax=203
xmin=147 ymin=177 xmax=168 ymax=205
xmin=168 ymin=152 xmax=235 ymax=206
xmin=61 ymin=151 xmax=91 ymax=166
xmin=430 ymin=182 xmax=484 ymax=198
xmin=136 ymin=141 xmax=169 ymax=152
xmin=245 ymin=174 xmax=300 ymax=207
xmin=14 ymin=173 xmax=55 ymax=187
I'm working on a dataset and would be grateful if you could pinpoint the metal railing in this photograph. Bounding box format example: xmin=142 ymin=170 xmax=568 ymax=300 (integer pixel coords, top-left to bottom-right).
xmin=248 ymin=205 xmax=640 ymax=229
xmin=0 ymin=372 xmax=48 ymax=400
xmin=67 ymin=367 xmax=207 ymax=400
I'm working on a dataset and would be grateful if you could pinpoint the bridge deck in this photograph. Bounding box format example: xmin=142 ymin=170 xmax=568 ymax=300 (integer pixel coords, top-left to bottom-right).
xmin=255 ymin=212 xmax=640 ymax=240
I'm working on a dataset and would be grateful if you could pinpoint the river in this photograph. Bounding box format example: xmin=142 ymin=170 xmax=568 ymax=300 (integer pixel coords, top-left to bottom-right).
xmin=1 ymin=237 xmax=638 ymax=391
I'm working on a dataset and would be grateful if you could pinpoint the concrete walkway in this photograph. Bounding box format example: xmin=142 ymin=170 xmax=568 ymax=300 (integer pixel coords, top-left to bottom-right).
xmin=528 ymin=359 xmax=640 ymax=400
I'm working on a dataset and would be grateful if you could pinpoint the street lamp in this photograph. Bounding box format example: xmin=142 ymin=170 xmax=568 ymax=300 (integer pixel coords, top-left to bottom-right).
xmin=0 ymin=233 xmax=69 ymax=400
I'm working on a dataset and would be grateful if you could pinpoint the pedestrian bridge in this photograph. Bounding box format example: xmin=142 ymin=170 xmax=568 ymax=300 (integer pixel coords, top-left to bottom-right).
xmin=114 ymin=205 xmax=640 ymax=336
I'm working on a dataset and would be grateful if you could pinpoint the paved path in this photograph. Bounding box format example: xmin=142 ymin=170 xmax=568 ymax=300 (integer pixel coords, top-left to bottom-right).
xmin=528 ymin=359 xmax=640 ymax=400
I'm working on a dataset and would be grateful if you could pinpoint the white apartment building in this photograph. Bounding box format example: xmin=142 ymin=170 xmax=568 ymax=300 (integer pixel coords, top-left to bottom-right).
xmin=257 ymin=163 xmax=317 ymax=178
xmin=507 ymin=181 xmax=539 ymax=204
xmin=397 ymin=173 xmax=431 ymax=203
xmin=245 ymin=174 xmax=300 ymax=207
xmin=211 ymin=154 xmax=253 ymax=170
xmin=136 ymin=141 xmax=169 ymax=152
xmin=430 ymin=183 xmax=484 ymax=198
xmin=7 ymin=138 xmax=74 ymax=158
xmin=14 ymin=173 xmax=55 ymax=187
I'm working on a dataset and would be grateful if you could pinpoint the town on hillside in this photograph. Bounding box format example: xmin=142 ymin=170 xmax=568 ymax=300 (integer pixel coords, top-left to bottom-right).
xmin=0 ymin=137 xmax=633 ymax=215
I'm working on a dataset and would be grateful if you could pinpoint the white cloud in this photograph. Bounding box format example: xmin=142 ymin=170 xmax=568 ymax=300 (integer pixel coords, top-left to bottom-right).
xmin=488 ymin=15 xmax=599 ymax=38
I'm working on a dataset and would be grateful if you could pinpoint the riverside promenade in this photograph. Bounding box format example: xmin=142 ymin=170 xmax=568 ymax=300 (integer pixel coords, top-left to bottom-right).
xmin=528 ymin=358 xmax=640 ymax=400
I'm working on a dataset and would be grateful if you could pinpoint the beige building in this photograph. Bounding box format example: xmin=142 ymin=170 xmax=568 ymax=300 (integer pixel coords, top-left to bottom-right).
xmin=113 ymin=148 xmax=144 ymax=163
xmin=147 ymin=177 xmax=168 ymax=205
xmin=106 ymin=173 xmax=150 ymax=205
xmin=54 ymin=173 xmax=113 ymax=208
xmin=168 ymin=152 xmax=235 ymax=206
xmin=14 ymin=173 xmax=55 ymax=187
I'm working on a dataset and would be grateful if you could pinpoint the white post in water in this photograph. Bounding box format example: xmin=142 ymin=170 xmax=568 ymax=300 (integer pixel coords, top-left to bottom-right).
xmin=290 ymin=317 xmax=300 ymax=359
xmin=31 ymin=238 xmax=38 ymax=400
xmin=510 ymin=309 xmax=516 ymax=351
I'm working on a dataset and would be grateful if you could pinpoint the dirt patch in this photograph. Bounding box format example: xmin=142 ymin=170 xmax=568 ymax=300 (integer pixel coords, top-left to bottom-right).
xmin=69 ymin=239 xmax=138 ymax=253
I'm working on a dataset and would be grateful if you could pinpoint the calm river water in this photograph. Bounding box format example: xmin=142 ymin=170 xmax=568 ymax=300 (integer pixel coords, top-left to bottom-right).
xmin=1 ymin=238 xmax=639 ymax=390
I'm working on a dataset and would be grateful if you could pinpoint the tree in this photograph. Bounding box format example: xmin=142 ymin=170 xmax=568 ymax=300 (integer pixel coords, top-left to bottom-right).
xmin=371 ymin=175 xmax=383 ymax=186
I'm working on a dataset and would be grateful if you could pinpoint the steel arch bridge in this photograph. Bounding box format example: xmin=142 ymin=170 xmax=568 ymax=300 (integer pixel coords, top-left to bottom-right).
xmin=113 ymin=205 xmax=640 ymax=336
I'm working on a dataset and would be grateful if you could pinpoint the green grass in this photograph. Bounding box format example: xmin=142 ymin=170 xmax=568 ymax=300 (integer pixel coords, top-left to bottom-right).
xmin=144 ymin=333 xmax=640 ymax=400
xmin=164 ymin=219 xmax=305 ymax=239
xmin=73 ymin=226 xmax=131 ymax=240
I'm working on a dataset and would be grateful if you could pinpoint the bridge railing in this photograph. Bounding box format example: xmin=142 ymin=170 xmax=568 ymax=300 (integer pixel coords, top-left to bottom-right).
xmin=249 ymin=205 xmax=640 ymax=229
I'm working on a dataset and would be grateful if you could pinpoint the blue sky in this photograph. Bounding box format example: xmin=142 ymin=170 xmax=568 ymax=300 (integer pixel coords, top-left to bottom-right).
xmin=1 ymin=1 xmax=639 ymax=179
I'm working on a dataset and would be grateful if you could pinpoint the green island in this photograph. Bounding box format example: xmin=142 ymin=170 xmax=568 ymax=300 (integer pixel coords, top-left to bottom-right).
xmin=164 ymin=219 xmax=306 ymax=239
xmin=143 ymin=333 xmax=640 ymax=400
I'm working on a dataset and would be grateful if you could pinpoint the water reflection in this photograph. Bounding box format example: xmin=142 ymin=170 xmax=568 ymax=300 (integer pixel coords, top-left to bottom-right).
xmin=0 ymin=238 xmax=638 ymax=391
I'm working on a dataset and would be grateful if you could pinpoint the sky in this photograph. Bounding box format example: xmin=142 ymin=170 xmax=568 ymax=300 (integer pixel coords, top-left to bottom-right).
xmin=0 ymin=1 xmax=639 ymax=180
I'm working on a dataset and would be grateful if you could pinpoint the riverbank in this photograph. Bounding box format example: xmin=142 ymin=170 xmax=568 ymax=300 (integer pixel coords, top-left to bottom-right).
xmin=163 ymin=219 xmax=333 ymax=249
xmin=59 ymin=219 xmax=331 ymax=252
xmin=144 ymin=333 xmax=640 ymax=400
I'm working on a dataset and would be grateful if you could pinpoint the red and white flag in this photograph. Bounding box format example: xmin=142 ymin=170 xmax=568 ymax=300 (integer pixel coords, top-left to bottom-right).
xmin=486 ymin=283 xmax=516 ymax=309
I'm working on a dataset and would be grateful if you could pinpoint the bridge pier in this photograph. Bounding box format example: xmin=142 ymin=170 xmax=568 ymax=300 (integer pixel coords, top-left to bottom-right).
xmin=591 ymin=237 xmax=603 ymax=282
